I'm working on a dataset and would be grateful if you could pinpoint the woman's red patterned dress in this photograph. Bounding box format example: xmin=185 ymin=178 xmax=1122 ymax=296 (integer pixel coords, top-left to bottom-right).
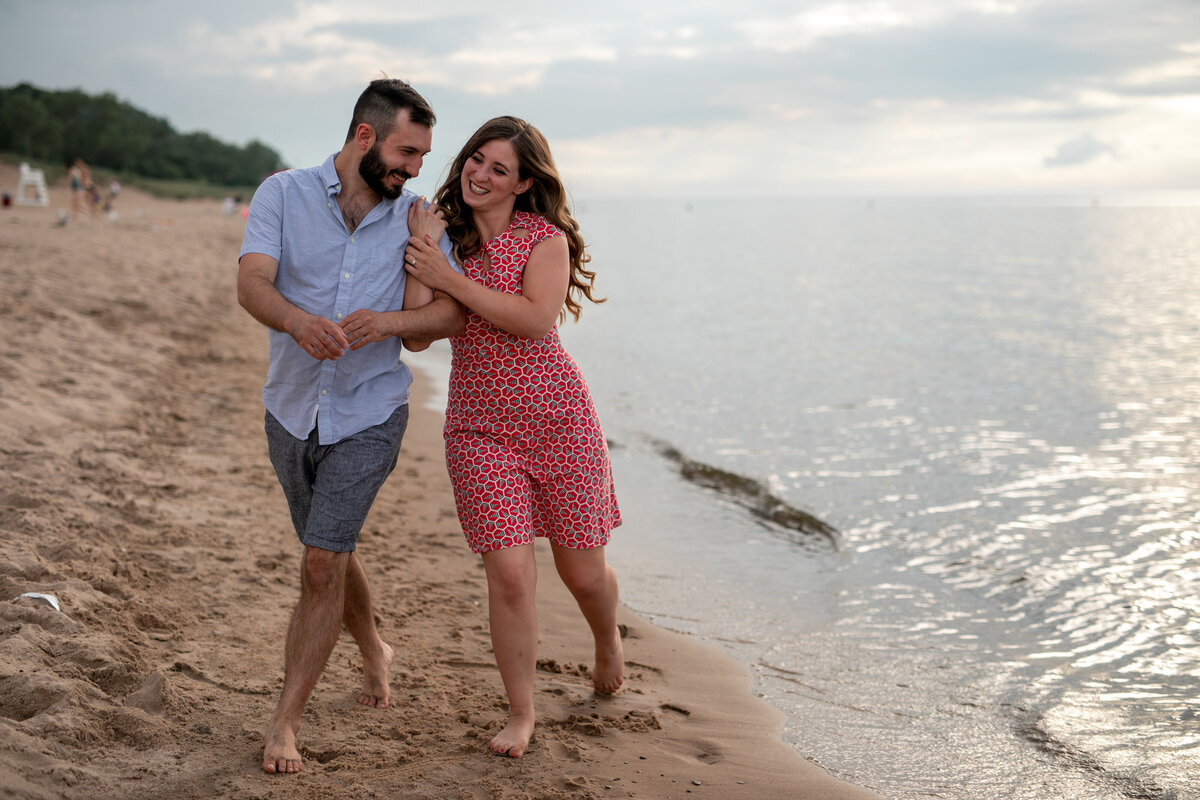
xmin=444 ymin=211 xmax=621 ymax=553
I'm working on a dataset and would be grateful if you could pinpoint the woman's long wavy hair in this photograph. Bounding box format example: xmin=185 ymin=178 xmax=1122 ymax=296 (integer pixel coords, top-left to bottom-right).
xmin=433 ymin=116 xmax=603 ymax=322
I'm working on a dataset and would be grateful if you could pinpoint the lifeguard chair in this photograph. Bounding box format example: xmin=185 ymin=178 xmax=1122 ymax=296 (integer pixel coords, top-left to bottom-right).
xmin=16 ymin=162 xmax=49 ymax=206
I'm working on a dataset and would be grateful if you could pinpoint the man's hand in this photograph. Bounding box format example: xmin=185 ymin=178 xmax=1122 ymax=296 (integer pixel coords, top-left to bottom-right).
xmin=340 ymin=309 xmax=394 ymax=351
xmin=291 ymin=312 xmax=350 ymax=359
xmin=239 ymin=253 xmax=349 ymax=360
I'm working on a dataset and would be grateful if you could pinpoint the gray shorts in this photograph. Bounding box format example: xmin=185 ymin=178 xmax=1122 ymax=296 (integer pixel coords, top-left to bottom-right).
xmin=264 ymin=405 xmax=409 ymax=552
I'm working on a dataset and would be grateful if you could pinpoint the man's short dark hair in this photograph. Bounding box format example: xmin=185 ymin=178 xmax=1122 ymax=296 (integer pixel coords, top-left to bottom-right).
xmin=346 ymin=78 xmax=435 ymax=142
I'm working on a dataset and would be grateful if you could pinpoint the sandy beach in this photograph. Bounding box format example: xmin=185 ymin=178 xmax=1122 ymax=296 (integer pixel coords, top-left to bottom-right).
xmin=0 ymin=160 xmax=880 ymax=800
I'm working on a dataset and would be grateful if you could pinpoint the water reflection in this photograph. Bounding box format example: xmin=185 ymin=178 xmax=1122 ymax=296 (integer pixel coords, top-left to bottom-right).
xmin=576 ymin=201 xmax=1200 ymax=798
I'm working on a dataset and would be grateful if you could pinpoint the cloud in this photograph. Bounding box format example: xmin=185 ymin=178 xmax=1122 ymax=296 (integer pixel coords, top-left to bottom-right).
xmin=3 ymin=0 xmax=1198 ymax=195
xmin=732 ymin=0 xmax=1027 ymax=52
xmin=1042 ymin=133 xmax=1117 ymax=167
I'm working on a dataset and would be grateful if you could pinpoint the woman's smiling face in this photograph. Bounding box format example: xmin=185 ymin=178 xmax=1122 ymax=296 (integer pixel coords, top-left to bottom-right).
xmin=461 ymin=139 xmax=530 ymax=212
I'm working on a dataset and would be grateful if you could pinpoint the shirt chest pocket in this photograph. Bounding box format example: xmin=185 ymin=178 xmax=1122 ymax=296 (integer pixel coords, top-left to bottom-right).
xmin=359 ymin=242 xmax=408 ymax=307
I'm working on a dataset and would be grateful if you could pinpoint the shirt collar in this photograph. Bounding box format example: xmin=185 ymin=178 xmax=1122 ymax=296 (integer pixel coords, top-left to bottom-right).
xmin=319 ymin=154 xmax=341 ymax=197
xmin=318 ymin=153 xmax=407 ymax=214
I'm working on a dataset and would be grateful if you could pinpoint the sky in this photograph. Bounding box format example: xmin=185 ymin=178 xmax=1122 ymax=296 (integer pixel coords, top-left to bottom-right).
xmin=2 ymin=0 xmax=1198 ymax=198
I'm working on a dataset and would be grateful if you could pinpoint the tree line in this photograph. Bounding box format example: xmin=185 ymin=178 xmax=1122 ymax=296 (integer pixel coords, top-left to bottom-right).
xmin=0 ymin=82 xmax=286 ymax=187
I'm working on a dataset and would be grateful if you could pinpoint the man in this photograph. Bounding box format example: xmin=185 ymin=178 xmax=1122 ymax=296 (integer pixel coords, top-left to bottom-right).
xmin=237 ymin=79 xmax=464 ymax=775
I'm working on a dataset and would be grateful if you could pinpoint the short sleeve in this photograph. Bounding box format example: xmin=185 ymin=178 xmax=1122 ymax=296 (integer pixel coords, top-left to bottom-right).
xmin=239 ymin=176 xmax=284 ymax=262
xmin=521 ymin=213 xmax=563 ymax=247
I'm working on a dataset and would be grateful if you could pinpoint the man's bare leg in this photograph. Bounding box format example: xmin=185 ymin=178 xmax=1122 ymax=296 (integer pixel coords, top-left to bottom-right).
xmin=342 ymin=552 xmax=393 ymax=708
xmin=551 ymin=544 xmax=624 ymax=694
xmin=481 ymin=545 xmax=538 ymax=757
xmin=263 ymin=547 xmax=349 ymax=774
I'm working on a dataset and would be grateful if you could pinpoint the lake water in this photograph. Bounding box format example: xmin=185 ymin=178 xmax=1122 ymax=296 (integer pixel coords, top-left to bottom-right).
xmin=421 ymin=192 xmax=1200 ymax=799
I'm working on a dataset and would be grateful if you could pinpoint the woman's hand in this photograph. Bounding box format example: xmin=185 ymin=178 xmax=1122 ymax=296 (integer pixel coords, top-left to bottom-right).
xmin=408 ymin=197 xmax=446 ymax=242
xmin=404 ymin=234 xmax=458 ymax=295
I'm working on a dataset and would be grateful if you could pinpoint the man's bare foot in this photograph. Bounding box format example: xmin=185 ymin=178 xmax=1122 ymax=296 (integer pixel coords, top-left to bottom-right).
xmin=592 ymin=626 xmax=624 ymax=695
xmin=356 ymin=640 xmax=394 ymax=708
xmin=488 ymin=712 xmax=535 ymax=758
xmin=262 ymin=722 xmax=303 ymax=774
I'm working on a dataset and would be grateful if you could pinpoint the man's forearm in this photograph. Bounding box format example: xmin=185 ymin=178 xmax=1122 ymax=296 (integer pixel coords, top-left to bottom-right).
xmin=392 ymin=292 xmax=466 ymax=343
xmin=238 ymin=271 xmax=303 ymax=336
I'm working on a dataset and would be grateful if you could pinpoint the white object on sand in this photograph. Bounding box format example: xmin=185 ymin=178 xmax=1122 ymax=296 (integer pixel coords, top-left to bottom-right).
xmin=16 ymin=163 xmax=49 ymax=206
xmin=14 ymin=592 xmax=61 ymax=611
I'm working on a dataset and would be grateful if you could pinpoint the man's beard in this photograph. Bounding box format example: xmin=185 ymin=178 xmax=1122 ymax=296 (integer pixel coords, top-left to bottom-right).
xmin=359 ymin=143 xmax=408 ymax=200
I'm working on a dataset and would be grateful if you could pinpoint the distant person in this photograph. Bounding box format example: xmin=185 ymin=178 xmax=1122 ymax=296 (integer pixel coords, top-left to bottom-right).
xmin=237 ymin=78 xmax=465 ymax=776
xmin=105 ymin=179 xmax=120 ymax=212
xmin=78 ymin=159 xmax=99 ymax=217
xmin=88 ymin=181 xmax=103 ymax=215
xmin=67 ymin=158 xmax=86 ymax=217
xmin=403 ymin=116 xmax=623 ymax=758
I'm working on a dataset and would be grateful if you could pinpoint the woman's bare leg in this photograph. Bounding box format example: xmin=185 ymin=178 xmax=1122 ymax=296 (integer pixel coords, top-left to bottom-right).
xmin=481 ymin=544 xmax=538 ymax=756
xmin=551 ymin=544 xmax=623 ymax=694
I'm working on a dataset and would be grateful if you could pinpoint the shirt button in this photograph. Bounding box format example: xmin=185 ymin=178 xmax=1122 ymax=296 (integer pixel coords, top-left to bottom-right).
xmin=344 ymin=273 xmax=350 ymax=279
xmin=336 ymin=312 xmax=343 ymax=319
xmin=321 ymin=389 xmax=328 ymax=396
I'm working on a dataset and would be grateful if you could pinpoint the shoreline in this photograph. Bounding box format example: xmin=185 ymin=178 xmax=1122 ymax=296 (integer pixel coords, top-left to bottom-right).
xmin=0 ymin=162 xmax=880 ymax=799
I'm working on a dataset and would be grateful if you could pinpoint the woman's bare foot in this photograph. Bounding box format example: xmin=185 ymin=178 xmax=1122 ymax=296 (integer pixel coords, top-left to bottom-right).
xmin=489 ymin=712 xmax=535 ymax=758
xmin=592 ymin=626 xmax=624 ymax=695
xmin=262 ymin=722 xmax=303 ymax=774
xmin=357 ymin=641 xmax=394 ymax=708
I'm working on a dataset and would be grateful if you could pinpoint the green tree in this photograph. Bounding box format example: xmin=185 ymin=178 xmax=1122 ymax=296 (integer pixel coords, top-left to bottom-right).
xmin=0 ymin=82 xmax=287 ymax=185
xmin=0 ymin=90 xmax=64 ymax=161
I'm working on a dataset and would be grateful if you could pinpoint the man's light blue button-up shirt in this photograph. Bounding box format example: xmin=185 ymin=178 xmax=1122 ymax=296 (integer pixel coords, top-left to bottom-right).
xmin=240 ymin=154 xmax=457 ymax=445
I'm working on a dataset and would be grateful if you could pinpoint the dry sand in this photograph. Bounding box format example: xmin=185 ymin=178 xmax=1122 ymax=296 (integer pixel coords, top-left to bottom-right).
xmin=0 ymin=161 xmax=882 ymax=799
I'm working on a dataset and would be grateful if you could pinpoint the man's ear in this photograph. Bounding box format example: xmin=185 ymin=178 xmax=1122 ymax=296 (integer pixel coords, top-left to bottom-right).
xmin=355 ymin=122 xmax=376 ymax=152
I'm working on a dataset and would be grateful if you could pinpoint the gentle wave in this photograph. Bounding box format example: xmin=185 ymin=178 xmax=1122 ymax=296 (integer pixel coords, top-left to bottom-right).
xmin=1012 ymin=708 xmax=1178 ymax=800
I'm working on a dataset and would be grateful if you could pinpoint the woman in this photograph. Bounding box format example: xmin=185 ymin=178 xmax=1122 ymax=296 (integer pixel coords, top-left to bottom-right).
xmin=404 ymin=116 xmax=623 ymax=758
